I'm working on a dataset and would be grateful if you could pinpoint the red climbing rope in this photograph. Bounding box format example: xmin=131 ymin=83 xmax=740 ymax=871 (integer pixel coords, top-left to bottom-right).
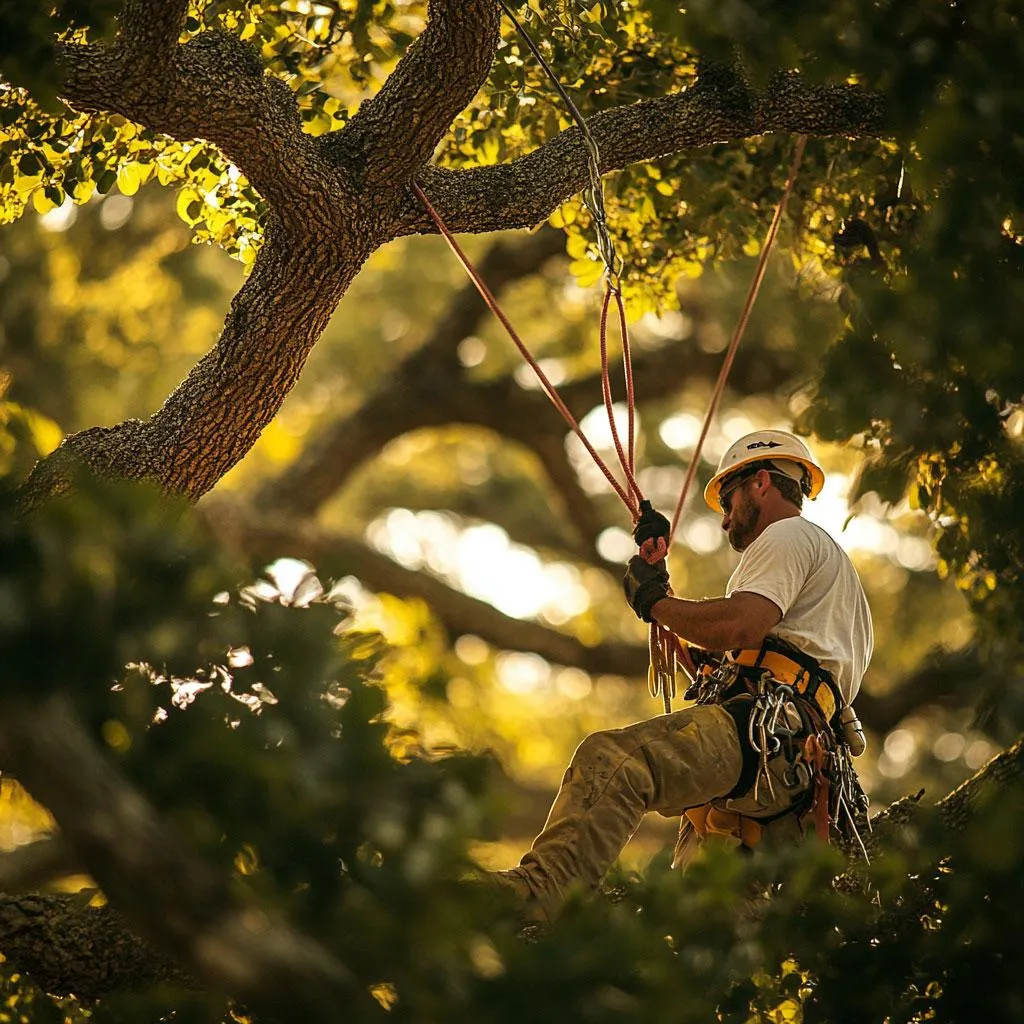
xmin=414 ymin=184 xmax=642 ymax=520
xmin=415 ymin=134 xmax=807 ymax=716
xmin=599 ymin=284 xmax=643 ymax=506
xmin=416 ymin=5 xmax=808 ymax=717
xmin=649 ymin=134 xmax=808 ymax=713
xmin=667 ymin=135 xmax=808 ymax=544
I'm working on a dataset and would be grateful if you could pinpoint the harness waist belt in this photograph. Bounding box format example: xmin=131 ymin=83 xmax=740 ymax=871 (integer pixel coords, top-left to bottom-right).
xmin=729 ymin=648 xmax=838 ymax=723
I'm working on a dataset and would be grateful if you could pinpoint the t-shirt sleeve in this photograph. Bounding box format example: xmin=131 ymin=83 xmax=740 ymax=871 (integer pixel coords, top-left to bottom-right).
xmin=726 ymin=520 xmax=816 ymax=617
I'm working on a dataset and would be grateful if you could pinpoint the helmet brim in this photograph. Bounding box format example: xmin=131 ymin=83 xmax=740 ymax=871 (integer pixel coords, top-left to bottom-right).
xmin=704 ymin=455 xmax=825 ymax=513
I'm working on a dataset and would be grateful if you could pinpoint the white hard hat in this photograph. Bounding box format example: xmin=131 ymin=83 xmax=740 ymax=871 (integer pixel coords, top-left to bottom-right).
xmin=704 ymin=429 xmax=825 ymax=513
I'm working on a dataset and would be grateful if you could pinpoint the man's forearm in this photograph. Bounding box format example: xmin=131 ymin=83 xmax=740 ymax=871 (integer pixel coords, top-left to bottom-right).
xmin=650 ymin=594 xmax=774 ymax=651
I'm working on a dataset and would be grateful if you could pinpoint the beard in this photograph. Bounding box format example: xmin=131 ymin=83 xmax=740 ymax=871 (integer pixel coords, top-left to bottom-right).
xmin=726 ymin=491 xmax=759 ymax=551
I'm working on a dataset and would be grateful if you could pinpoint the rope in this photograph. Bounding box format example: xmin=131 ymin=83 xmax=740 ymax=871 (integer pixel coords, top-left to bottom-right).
xmin=599 ymin=286 xmax=642 ymax=505
xmin=495 ymin=0 xmax=621 ymax=284
xmin=650 ymin=134 xmax=808 ymax=714
xmin=668 ymin=135 xmax=807 ymax=542
xmin=418 ymin=5 xmax=808 ymax=717
xmin=414 ymin=184 xmax=641 ymax=519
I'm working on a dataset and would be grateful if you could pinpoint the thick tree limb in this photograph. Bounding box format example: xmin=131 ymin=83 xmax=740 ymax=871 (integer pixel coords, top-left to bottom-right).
xmin=0 ymin=693 xmax=370 ymax=1019
xmin=23 ymin=224 xmax=369 ymax=502
xmin=0 ymin=893 xmax=191 ymax=999
xmin=322 ymin=0 xmax=501 ymax=190
xmin=117 ymin=0 xmax=190 ymax=68
xmin=404 ymin=69 xmax=886 ymax=235
xmin=58 ymin=34 xmax=322 ymax=214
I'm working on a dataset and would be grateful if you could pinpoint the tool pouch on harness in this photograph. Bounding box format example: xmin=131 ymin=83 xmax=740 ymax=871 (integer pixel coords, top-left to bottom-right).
xmin=682 ymin=636 xmax=871 ymax=855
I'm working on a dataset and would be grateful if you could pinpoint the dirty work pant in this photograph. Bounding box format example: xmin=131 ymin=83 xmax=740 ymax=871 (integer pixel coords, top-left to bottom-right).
xmin=501 ymin=703 xmax=798 ymax=916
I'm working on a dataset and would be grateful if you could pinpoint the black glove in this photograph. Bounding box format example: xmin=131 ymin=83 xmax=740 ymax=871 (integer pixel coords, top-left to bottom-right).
xmin=633 ymin=499 xmax=670 ymax=549
xmin=623 ymin=555 xmax=670 ymax=623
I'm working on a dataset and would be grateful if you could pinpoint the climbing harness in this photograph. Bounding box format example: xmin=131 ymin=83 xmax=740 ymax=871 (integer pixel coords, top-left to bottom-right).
xmin=682 ymin=635 xmax=872 ymax=857
xmin=415 ymin=6 xmax=807 ymax=712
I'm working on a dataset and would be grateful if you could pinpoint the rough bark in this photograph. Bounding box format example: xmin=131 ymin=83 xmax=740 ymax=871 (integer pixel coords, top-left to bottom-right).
xmin=0 ymin=893 xmax=191 ymax=1000
xmin=398 ymin=68 xmax=885 ymax=235
xmin=23 ymin=2 xmax=885 ymax=506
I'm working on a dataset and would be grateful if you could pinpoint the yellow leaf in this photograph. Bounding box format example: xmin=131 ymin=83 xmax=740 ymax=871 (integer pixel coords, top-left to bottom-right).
xmin=31 ymin=186 xmax=58 ymax=214
xmin=743 ymin=237 xmax=762 ymax=257
xmin=117 ymin=162 xmax=143 ymax=196
xmin=13 ymin=172 xmax=41 ymax=196
xmin=565 ymin=231 xmax=590 ymax=259
xmin=175 ymin=187 xmax=204 ymax=226
xmin=568 ymin=256 xmax=603 ymax=288
xmin=25 ymin=409 xmax=63 ymax=454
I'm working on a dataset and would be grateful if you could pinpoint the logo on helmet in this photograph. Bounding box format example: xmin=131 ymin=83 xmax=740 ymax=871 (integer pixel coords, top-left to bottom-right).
xmin=746 ymin=440 xmax=783 ymax=450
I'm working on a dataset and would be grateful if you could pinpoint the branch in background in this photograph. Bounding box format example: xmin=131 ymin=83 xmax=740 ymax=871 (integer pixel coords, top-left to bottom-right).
xmin=259 ymin=225 xmax=566 ymax=515
xmin=206 ymin=503 xmax=649 ymax=678
xmin=0 ymin=692 xmax=369 ymax=1020
xmin=261 ymin=331 xmax=802 ymax=523
xmin=522 ymin=429 xmax=611 ymax=554
xmin=855 ymin=646 xmax=987 ymax=736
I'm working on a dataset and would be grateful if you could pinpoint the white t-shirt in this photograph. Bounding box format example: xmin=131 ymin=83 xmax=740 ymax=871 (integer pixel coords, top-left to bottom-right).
xmin=725 ymin=517 xmax=873 ymax=703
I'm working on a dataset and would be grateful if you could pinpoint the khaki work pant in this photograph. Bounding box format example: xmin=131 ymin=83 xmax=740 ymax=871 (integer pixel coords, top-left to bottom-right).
xmin=498 ymin=703 xmax=809 ymax=918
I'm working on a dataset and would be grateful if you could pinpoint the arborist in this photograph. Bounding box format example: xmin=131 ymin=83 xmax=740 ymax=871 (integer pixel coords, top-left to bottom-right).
xmin=493 ymin=429 xmax=873 ymax=920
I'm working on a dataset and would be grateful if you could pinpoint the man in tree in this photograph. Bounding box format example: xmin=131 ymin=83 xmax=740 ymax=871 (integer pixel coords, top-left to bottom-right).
xmin=495 ymin=430 xmax=873 ymax=918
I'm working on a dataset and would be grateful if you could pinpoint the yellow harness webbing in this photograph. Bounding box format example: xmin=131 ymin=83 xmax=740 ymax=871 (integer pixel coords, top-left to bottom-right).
xmin=729 ymin=647 xmax=839 ymax=723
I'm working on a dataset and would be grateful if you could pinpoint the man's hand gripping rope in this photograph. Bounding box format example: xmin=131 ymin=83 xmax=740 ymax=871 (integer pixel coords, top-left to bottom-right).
xmin=624 ymin=502 xmax=700 ymax=687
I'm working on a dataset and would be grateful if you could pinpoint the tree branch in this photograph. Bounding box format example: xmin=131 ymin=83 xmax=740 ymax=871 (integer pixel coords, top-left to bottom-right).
xmin=58 ymin=25 xmax=329 ymax=215
xmin=404 ymin=68 xmax=885 ymax=234
xmin=258 ymin=331 xmax=802 ymax=522
xmin=0 ymin=893 xmax=191 ymax=999
xmin=116 ymin=0 xmax=190 ymax=68
xmin=24 ymin=220 xmax=372 ymax=502
xmin=321 ymin=0 xmax=501 ymax=190
xmin=0 ymin=692 xmax=370 ymax=1019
